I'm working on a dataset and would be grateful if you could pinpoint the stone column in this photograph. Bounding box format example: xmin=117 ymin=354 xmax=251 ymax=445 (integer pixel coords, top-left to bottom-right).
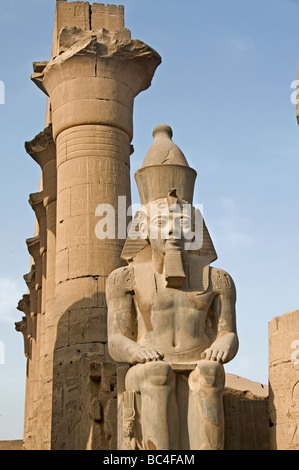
xmin=25 ymin=125 xmax=57 ymax=449
xmin=15 ymin=295 xmax=30 ymax=449
xmin=26 ymin=237 xmax=42 ymax=445
xmin=269 ymin=309 xmax=299 ymax=450
xmin=27 ymin=195 xmax=47 ymax=447
xmin=30 ymin=6 xmax=161 ymax=450
xmin=22 ymin=254 xmax=38 ymax=449
xmin=21 ymin=274 xmax=34 ymax=447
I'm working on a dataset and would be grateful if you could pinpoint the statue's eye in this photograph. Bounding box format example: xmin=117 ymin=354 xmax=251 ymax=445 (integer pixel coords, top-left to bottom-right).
xmin=180 ymin=217 xmax=191 ymax=227
xmin=155 ymin=218 xmax=167 ymax=227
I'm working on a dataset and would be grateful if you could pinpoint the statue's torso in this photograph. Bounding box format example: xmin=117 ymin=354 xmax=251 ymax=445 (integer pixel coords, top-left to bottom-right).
xmin=133 ymin=265 xmax=218 ymax=363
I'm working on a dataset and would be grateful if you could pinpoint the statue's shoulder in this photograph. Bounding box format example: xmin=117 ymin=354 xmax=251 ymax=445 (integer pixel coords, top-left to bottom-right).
xmin=106 ymin=265 xmax=135 ymax=292
xmin=210 ymin=267 xmax=236 ymax=294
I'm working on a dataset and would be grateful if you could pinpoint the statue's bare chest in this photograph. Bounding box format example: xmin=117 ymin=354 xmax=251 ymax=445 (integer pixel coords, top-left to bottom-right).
xmin=133 ymin=268 xmax=215 ymax=337
xmin=151 ymin=272 xmax=215 ymax=315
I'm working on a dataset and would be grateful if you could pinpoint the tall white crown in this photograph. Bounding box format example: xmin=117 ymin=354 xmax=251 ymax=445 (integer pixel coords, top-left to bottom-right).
xmin=134 ymin=124 xmax=197 ymax=205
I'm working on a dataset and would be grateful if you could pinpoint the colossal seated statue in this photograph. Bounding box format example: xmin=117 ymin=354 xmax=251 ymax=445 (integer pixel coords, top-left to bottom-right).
xmin=106 ymin=124 xmax=238 ymax=450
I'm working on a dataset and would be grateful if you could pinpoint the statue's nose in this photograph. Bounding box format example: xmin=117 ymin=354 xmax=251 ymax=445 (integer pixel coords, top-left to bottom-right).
xmin=167 ymin=217 xmax=175 ymax=238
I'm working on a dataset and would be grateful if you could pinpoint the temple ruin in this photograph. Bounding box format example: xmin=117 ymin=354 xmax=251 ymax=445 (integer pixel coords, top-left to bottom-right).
xmin=13 ymin=0 xmax=299 ymax=451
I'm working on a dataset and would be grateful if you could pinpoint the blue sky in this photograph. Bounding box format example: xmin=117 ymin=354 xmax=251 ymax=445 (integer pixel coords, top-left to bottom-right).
xmin=0 ymin=0 xmax=299 ymax=440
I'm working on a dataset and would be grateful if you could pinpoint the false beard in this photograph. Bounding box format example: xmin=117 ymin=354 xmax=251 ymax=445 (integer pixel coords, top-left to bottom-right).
xmin=164 ymin=239 xmax=186 ymax=288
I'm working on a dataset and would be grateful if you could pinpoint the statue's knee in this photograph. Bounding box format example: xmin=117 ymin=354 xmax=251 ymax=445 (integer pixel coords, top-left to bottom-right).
xmin=143 ymin=361 xmax=174 ymax=387
xmin=197 ymin=360 xmax=224 ymax=386
xmin=189 ymin=360 xmax=225 ymax=392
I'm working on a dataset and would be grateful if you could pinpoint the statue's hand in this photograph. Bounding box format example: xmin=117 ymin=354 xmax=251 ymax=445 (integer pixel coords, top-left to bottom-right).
xmin=132 ymin=346 xmax=164 ymax=364
xmin=201 ymin=332 xmax=238 ymax=364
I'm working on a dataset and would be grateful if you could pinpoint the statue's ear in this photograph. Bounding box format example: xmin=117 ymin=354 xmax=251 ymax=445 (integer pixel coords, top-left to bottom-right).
xmin=139 ymin=220 xmax=148 ymax=240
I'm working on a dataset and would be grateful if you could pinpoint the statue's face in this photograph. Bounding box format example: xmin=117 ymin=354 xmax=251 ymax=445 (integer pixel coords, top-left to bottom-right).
xmin=145 ymin=199 xmax=195 ymax=256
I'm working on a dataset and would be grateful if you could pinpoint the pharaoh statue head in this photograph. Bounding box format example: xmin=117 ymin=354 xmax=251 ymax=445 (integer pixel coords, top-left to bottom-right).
xmin=121 ymin=124 xmax=217 ymax=289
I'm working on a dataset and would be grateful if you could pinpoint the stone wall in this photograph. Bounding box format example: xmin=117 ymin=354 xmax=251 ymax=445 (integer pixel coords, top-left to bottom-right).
xmin=224 ymin=374 xmax=269 ymax=450
xmin=269 ymin=310 xmax=299 ymax=450
xmin=0 ymin=441 xmax=23 ymax=451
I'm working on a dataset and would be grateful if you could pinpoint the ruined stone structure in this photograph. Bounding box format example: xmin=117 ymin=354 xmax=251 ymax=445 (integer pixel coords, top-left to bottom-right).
xmin=14 ymin=0 xmax=298 ymax=451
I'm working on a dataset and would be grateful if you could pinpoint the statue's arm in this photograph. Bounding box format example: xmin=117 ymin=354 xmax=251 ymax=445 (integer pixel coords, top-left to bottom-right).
xmin=106 ymin=266 xmax=163 ymax=364
xmin=202 ymin=268 xmax=239 ymax=364
xmin=106 ymin=266 xmax=140 ymax=364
